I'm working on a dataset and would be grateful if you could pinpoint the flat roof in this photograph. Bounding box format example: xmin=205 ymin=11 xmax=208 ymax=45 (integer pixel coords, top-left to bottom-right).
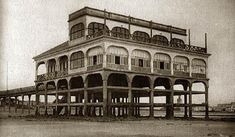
xmin=68 ymin=7 xmax=187 ymax=36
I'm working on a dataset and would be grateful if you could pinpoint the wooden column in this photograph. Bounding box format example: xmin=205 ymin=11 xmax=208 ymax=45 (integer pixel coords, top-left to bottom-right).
xmin=67 ymin=86 xmax=71 ymax=116
xmin=150 ymin=79 xmax=154 ymax=118
xmin=189 ymin=85 xmax=192 ymax=118
xmin=14 ymin=96 xmax=18 ymax=113
xmin=103 ymin=78 xmax=108 ymax=117
xmin=205 ymin=86 xmax=209 ymax=119
xmin=166 ymin=86 xmax=174 ymax=119
xmin=44 ymin=88 xmax=48 ymax=115
xmin=8 ymin=96 xmax=11 ymax=113
xmin=83 ymin=80 xmax=88 ymax=116
xmin=184 ymin=95 xmax=188 ymax=118
xmin=28 ymin=95 xmax=31 ymax=115
xmin=35 ymin=93 xmax=40 ymax=116
xmin=117 ymin=97 xmax=120 ymax=117
xmin=128 ymin=79 xmax=133 ymax=117
xmin=21 ymin=95 xmax=24 ymax=114
xmin=55 ymin=86 xmax=58 ymax=116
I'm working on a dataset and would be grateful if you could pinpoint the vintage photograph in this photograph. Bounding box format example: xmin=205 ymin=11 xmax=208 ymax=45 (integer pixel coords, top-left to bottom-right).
xmin=0 ymin=0 xmax=235 ymax=137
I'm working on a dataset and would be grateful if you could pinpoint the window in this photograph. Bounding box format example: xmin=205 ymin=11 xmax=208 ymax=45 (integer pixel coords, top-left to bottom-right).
xmin=170 ymin=38 xmax=185 ymax=48
xmin=48 ymin=60 xmax=56 ymax=73
xmin=59 ymin=57 xmax=68 ymax=71
xmin=93 ymin=56 xmax=97 ymax=65
xmin=111 ymin=27 xmax=130 ymax=39
xmin=152 ymin=35 xmax=168 ymax=46
xmin=115 ymin=56 xmax=120 ymax=64
xmin=173 ymin=56 xmax=189 ymax=72
xmin=154 ymin=53 xmax=171 ymax=70
xmin=70 ymin=51 xmax=84 ymax=69
xmin=160 ymin=62 xmax=164 ymax=69
xmin=192 ymin=59 xmax=206 ymax=74
xmin=88 ymin=22 xmax=109 ymax=37
xmin=70 ymin=23 xmax=85 ymax=40
xmin=132 ymin=31 xmax=150 ymax=43
xmin=139 ymin=59 xmax=143 ymax=67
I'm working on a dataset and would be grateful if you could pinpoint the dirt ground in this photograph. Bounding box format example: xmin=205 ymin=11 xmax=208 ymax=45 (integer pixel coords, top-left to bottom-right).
xmin=0 ymin=116 xmax=234 ymax=137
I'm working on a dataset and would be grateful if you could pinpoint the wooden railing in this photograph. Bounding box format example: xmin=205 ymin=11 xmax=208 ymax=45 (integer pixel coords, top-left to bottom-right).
xmin=36 ymin=70 xmax=68 ymax=82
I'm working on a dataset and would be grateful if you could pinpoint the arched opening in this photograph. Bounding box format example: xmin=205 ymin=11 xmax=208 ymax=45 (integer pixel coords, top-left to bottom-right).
xmin=192 ymin=81 xmax=207 ymax=111
xmin=87 ymin=74 xmax=103 ymax=87
xmin=57 ymin=79 xmax=68 ymax=90
xmin=108 ymin=73 xmax=128 ymax=87
xmin=154 ymin=77 xmax=171 ymax=90
xmin=132 ymin=31 xmax=150 ymax=43
xmin=36 ymin=83 xmax=45 ymax=92
xmin=132 ymin=75 xmax=150 ymax=88
xmin=47 ymin=59 xmax=56 ymax=73
xmin=59 ymin=56 xmax=68 ymax=71
xmin=70 ymin=51 xmax=85 ymax=69
xmin=111 ymin=27 xmax=130 ymax=39
xmin=88 ymin=22 xmax=109 ymax=38
xmin=70 ymin=23 xmax=85 ymax=40
xmin=106 ymin=46 xmax=128 ymax=69
xmin=174 ymin=79 xmax=190 ymax=91
xmin=152 ymin=35 xmax=168 ymax=46
xmin=37 ymin=62 xmax=46 ymax=75
xmin=87 ymin=47 xmax=103 ymax=69
xmin=46 ymin=81 xmax=56 ymax=91
xmin=153 ymin=53 xmax=171 ymax=75
xmin=173 ymin=56 xmax=189 ymax=76
xmin=192 ymin=59 xmax=206 ymax=78
xmin=70 ymin=76 xmax=84 ymax=89
xmin=131 ymin=49 xmax=151 ymax=72
xmin=170 ymin=38 xmax=185 ymax=48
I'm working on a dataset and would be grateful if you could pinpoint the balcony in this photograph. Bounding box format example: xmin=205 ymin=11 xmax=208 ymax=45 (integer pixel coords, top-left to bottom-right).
xmin=87 ymin=64 xmax=103 ymax=71
xmin=154 ymin=69 xmax=171 ymax=75
xmin=192 ymin=73 xmax=206 ymax=78
xmin=36 ymin=70 xmax=68 ymax=82
xmin=174 ymin=71 xmax=190 ymax=77
xmin=131 ymin=66 xmax=151 ymax=73
xmin=106 ymin=64 xmax=128 ymax=71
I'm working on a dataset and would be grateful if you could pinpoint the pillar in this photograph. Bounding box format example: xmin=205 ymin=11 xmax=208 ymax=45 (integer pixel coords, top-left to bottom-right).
xmin=15 ymin=96 xmax=18 ymax=113
xmin=183 ymin=85 xmax=188 ymax=118
xmin=35 ymin=93 xmax=40 ymax=116
xmin=205 ymin=86 xmax=209 ymax=119
xmin=67 ymin=85 xmax=71 ymax=116
xmin=166 ymin=86 xmax=174 ymax=119
xmin=128 ymin=78 xmax=133 ymax=117
xmin=44 ymin=88 xmax=48 ymax=115
xmin=55 ymin=89 xmax=58 ymax=115
xmin=28 ymin=95 xmax=31 ymax=115
xmin=189 ymin=85 xmax=192 ymax=118
xmin=102 ymin=77 xmax=108 ymax=117
xmin=21 ymin=95 xmax=24 ymax=114
xmin=149 ymin=79 xmax=154 ymax=118
xmin=8 ymin=96 xmax=11 ymax=113
xmin=83 ymin=80 xmax=88 ymax=116
xmin=117 ymin=97 xmax=120 ymax=117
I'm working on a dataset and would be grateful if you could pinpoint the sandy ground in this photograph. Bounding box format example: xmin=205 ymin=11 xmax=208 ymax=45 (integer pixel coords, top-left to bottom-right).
xmin=0 ymin=108 xmax=235 ymax=137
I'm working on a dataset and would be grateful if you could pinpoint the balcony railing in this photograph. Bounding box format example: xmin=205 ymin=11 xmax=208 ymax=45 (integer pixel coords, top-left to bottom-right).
xmin=36 ymin=70 xmax=68 ymax=82
xmin=192 ymin=73 xmax=206 ymax=78
xmin=174 ymin=71 xmax=190 ymax=77
xmin=84 ymin=29 xmax=206 ymax=54
xmin=106 ymin=64 xmax=128 ymax=70
xmin=131 ymin=66 xmax=151 ymax=73
xmin=87 ymin=64 xmax=103 ymax=71
xmin=154 ymin=69 xmax=171 ymax=75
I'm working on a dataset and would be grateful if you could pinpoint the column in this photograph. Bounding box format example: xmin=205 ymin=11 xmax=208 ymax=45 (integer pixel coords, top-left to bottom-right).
xmin=205 ymin=86 xmax=209 ymax=119
xmin=21 ymin=95 xmax=24 ymax=114
xmin=83 ymin=80 xmax=88 ymax=116
xmin=67 ymin=85 xmax=71 ymax=116
xmin=15 ymin=96 xmax=18 ymax=113
xmin=117 ymin=97 xmax=120 ymax=117
xmin=103 ymin=78 xmax=108 ymax=117
xmin=35 ymin=93 xmax=40 ymax=116
xmin=184 ymin=94 xmax=188 ymax=118
xmin=189 ymin=84 xmax=192 ymax=118
xmin=44 ymin=88 xmax=48 ymax=115
xmin=28 ymin=95 xmax=31 ymax=115
xmin=149 ymin=80 xmax=154 ymax=118
xmin=166 ymin=86 xmax=174 ymax=119
xmin=8 ymin=96 xmax=11 ymax=113
xmin=128 ymin=78 xmax=133 ymax=117
xmin=55 ymin=89 xmax=58 ymax=115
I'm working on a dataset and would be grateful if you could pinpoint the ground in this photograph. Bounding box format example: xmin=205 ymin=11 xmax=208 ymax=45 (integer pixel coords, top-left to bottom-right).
xmin=0 ymin=116 xmax=235 ymax=137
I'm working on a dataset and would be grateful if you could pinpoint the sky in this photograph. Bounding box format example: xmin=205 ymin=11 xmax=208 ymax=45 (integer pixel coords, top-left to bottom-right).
xmin=0 ymin=0 xmax=234 ymax=106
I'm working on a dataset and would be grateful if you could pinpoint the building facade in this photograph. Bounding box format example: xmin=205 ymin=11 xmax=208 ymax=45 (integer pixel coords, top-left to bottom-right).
xmin=33 ymin=7 xmax=210 ymax=118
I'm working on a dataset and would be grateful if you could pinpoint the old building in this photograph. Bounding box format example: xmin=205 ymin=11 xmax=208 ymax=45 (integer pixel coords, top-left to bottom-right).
xmin=33 ymin=7 xmax=210 ymax=118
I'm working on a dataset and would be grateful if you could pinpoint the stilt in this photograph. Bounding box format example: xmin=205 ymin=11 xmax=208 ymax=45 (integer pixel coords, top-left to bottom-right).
xmin=28 ymin=95 xmax=31 ymax=115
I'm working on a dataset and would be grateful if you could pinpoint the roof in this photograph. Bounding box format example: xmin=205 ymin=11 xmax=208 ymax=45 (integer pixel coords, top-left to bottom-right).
xmin=33 ymin=41 xmax=68 ymax=60
xmin=0 ymin=86 xmax=36 ymax=97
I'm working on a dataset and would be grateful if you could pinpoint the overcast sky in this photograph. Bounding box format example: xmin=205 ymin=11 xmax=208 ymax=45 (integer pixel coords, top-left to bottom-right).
xmin=0 ymin=0 xmax=234 ymax=105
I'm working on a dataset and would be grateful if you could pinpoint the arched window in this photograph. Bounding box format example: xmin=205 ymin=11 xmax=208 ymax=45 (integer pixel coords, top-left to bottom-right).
xmin=70 ymin=51 xmax=84 ymax=69
xmin=152 ymin=35 xmax=168 ymax=46
xmin=131 ymin=50 xmax=150 ymax=68
xmin=170 ymin=38 xmax=185 ymax=48
xmin=87 ymin=47 xmax=103 ymax=66
xmin=173 ymin=56 xmax=189 ymax=72
xmin=48 ymin=59 xmax=56 ymax=73
xmin=88 ymin=22 xmax=109 ymax=38
xmin=111 ymin=27 xmax=130 ymax=39
xmin=132 ymin=31 xmax=150 ymax=43
xmin=107 ymin=46 xmax=128 ymax=65
xmin=70 ymin=23 xmax=85 ymax=40
xmin=192 ymin=59 xmax=206 ymax=74
xmin=59 ymin=56 xmax=68 ymax=71
xmin=154 ymin=53 xmax=171 ymax=70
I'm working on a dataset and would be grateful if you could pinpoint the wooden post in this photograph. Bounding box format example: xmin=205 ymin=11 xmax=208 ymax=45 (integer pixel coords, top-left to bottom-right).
xmin=205 ymin=33 xmax=207 ymax=53
xmin=67 ymin=86 xmax=71 ymax=116
xmin=21 ymin=95 xmax=24 ymax=114
xmin=35 ymin=93 xmax=40 ymax=116
xmin=8 ymin=96 xmax=11 ymax=113
xmin=205 ymin=86 xmax=209 ymax=119
xmin=44 ymin=88 xmax=48 ymax=115
xmin=28 ymin=95 xmax=31 ymax=115
xmin=189 ymin=85 xmax=192 ymax=118
xmin=83 ymin=80 xmax=88 ymax=116
xmin=15 ymin=96 xmax=18 ymax=113
xmin=103 ymin=79 xmax=108 ymax=117
xmin=150 ymin=79 xmax=154 ymax=118
xmin=128 ymin=79 xmax=133 ymax=117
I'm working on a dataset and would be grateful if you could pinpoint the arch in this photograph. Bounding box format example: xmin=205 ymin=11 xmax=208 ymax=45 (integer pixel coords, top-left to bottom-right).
xmin=88 ymin=22 xmax=109 ymax=37
xmin=170 ymin=38 xmax=185 ymax=48
xmin=132 ymin=75 xmax=150 ymax=88
xmin=154 ymin=53 xmax=171 ymax=70
xmin=47 ymin=59 xmax=56 ymax=73
xmin=191 ymin=81 xmax=206 ymax=92
xmin=173 ymin=56 xmax=189 ymax=73
xmin=192 ymin=58 xmax=206 ymax=76
xmin=70 ymin=23 xmax=85 ymax=40
xmin=106 ymin=46 xmax=128 ymax=65
xmin=59 ymin=55 xmax=68 ymax=71
xmin=70 ymin=51 xmax=84 ymax=69
xmin=107 ymin=73 xmax=128 ymax=87
xmin=111 ymin=27 xmax=130 ymax=39
xmin=154 ymin=77 xmax=172 ymax=89
xmin=70 ymin=76 xmax=84 ymax=89
xmin=152 ymin=35 xmax=168 ymax=46
xmin=57 ymin=79 xmax=68 ymax=90
xmin=36 ymin=83 xmax=44 ymax=91
xmin=87 ymin=73 xmax=103 ymax=87
xmin=87 ymin=46 xmax=104 ymax=66
xmin=37 ymin=62 xmax=46 ymax=75
xmin=46 ymin=81 xmax=56 ymax=91
xmin=131 ymin=49 xmax=150 ymax=68
xmin=132 ymin=31 xmax=150 ymax=43
xmin=174 ymin=79 xmax=190 ymax=91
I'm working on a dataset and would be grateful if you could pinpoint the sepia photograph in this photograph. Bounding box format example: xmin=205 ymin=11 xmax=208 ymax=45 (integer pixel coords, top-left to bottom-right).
xmin=0 ymin=0 xmax=235 ymax=137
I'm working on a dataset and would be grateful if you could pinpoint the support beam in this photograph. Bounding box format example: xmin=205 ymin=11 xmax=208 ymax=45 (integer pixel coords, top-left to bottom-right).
xmin=8 ymin=96 xmax=11 ymax=113
xmin=44 ymin=88 xmax=48 ymax=115
xmin=150 ymin=80 xmax=154 ymax=118
xmin=103 ymin=79 xmax=108 ymax=117
xmin=35 ymin=93 xmax=40 ymax=116
xmin=189 ymin=85 xmax=192 ymax=118
xmin=28 ymin=95 xmax=31 ymax=115
xmin=205 ymin=86 xmax=209 ymax=119
xmin=67 ymin=87 xmax=71 ymax=116
xmin=22 ymin=95 xmax=24 ymax=114
xmin=83 ymin=81 xmax=88 ymax=116
xmin=128 ymin=80 xmax=133 ymax=117
xmin=15 ymin=96 xmax=18 ymax=113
